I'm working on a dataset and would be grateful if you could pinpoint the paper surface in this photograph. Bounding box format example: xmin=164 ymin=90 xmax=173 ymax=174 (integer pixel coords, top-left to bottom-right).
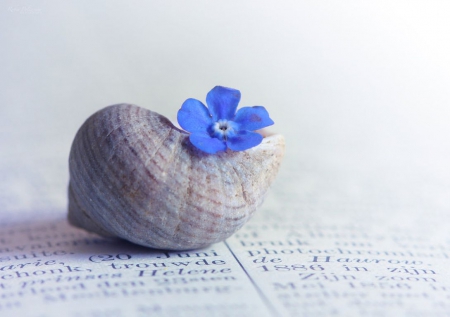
xmin=1 ymin=1 xmax=450 ymax=316
xmin=1 ymin=131 xmax=450 ymax=317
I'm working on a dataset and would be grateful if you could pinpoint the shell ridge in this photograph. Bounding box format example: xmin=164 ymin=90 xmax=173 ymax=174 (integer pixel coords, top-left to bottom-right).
xmin=231 ymin=164 xmax=248 ymax=205
xmin=105 ymin=126 xmax=126 ymax=162
xmin=101 ymin=107 xmax=146 ymax=232
xmin=85 ymin=106 xmax=149 ymax=237
xmin=105 ymin=123 xmax=124 ymax=139
xmin=156 ymin=129 xmax=183 ymax=177
xmin=215 ymin=154 xmax=251 ymax=234
xmin=134 ymin=129 xmax=186 ymax=248
xmin=69 ymin=119 xmax=123 ymax=235
xmin=102 ymin=106 xmax=134 ymax=162
xmin=143 ymin=128 xmax=172 ymax=168
xmin=170 ymin=142 xmax=194 ymax=244
xmin=209 ymin=155 xmax=248 ymax=237
xmin=218 ymin=153 xmax=247 ymax=210
xmin=160 ymin=130 xmax=185 ymax=244
xmin=68 ymin=183 xmax=113 ymax=237
xmin=104 ymin=106 xmax=145 ymax=163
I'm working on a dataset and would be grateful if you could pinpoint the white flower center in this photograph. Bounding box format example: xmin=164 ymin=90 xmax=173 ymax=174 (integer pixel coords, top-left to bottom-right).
xmin=212 ymin=119 xmax=235 ymax=140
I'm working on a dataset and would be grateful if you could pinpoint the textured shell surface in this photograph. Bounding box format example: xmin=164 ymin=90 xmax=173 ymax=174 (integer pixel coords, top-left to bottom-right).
xmin=68 ymin=104 xmax=285 ymax=250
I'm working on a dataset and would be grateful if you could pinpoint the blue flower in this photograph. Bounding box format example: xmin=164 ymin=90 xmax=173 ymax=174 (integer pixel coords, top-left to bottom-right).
xmin=177 ymin=86 xmax=274 ymax=154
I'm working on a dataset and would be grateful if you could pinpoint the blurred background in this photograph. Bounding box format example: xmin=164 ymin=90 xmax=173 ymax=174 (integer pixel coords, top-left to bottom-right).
xmin=1 ymin=1 xmax=449 ymax=219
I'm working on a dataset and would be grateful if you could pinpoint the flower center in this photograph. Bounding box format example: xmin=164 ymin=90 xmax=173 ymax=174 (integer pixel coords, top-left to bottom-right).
xmin=212 ymin=119 xmax=235 ymax=140
xmin=219 ymin=122 xmax=229 ymax=131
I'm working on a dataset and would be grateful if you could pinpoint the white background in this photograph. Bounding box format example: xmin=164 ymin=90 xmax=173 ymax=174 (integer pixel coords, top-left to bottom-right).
xmin=1 ymin=1 xmax=449 ymax=215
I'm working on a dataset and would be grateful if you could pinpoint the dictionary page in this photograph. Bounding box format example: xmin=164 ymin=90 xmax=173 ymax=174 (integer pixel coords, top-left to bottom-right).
xmin=2 ymin=1 xmax=450 ymax=317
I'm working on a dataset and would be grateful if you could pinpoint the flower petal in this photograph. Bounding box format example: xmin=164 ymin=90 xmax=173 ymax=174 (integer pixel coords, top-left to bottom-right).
xmin=206 ymin=86 xmax=241 ymax=121
xmin=227 ymin=131 xmax=263 ymax=151
xmin=189 ymin=133 xmax=227 ymax=154
xmin=234 ymin=106 xmax=274 ymax=131
xmin=177 ymin=98 xmax=212 ymax=133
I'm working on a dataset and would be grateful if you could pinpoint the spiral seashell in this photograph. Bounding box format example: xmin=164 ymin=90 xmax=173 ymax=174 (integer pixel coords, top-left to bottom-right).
xmin=68 ymin=104 xmax=285 ymax=250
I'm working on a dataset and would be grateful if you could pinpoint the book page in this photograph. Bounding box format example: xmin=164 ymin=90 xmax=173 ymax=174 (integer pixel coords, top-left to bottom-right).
xmin=1 ymin=125 xmax=450 ymax=317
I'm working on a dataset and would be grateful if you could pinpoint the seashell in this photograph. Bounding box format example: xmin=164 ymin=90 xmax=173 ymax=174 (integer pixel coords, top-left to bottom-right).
xmin=68 ymin=104 xmax=284 ymax=250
